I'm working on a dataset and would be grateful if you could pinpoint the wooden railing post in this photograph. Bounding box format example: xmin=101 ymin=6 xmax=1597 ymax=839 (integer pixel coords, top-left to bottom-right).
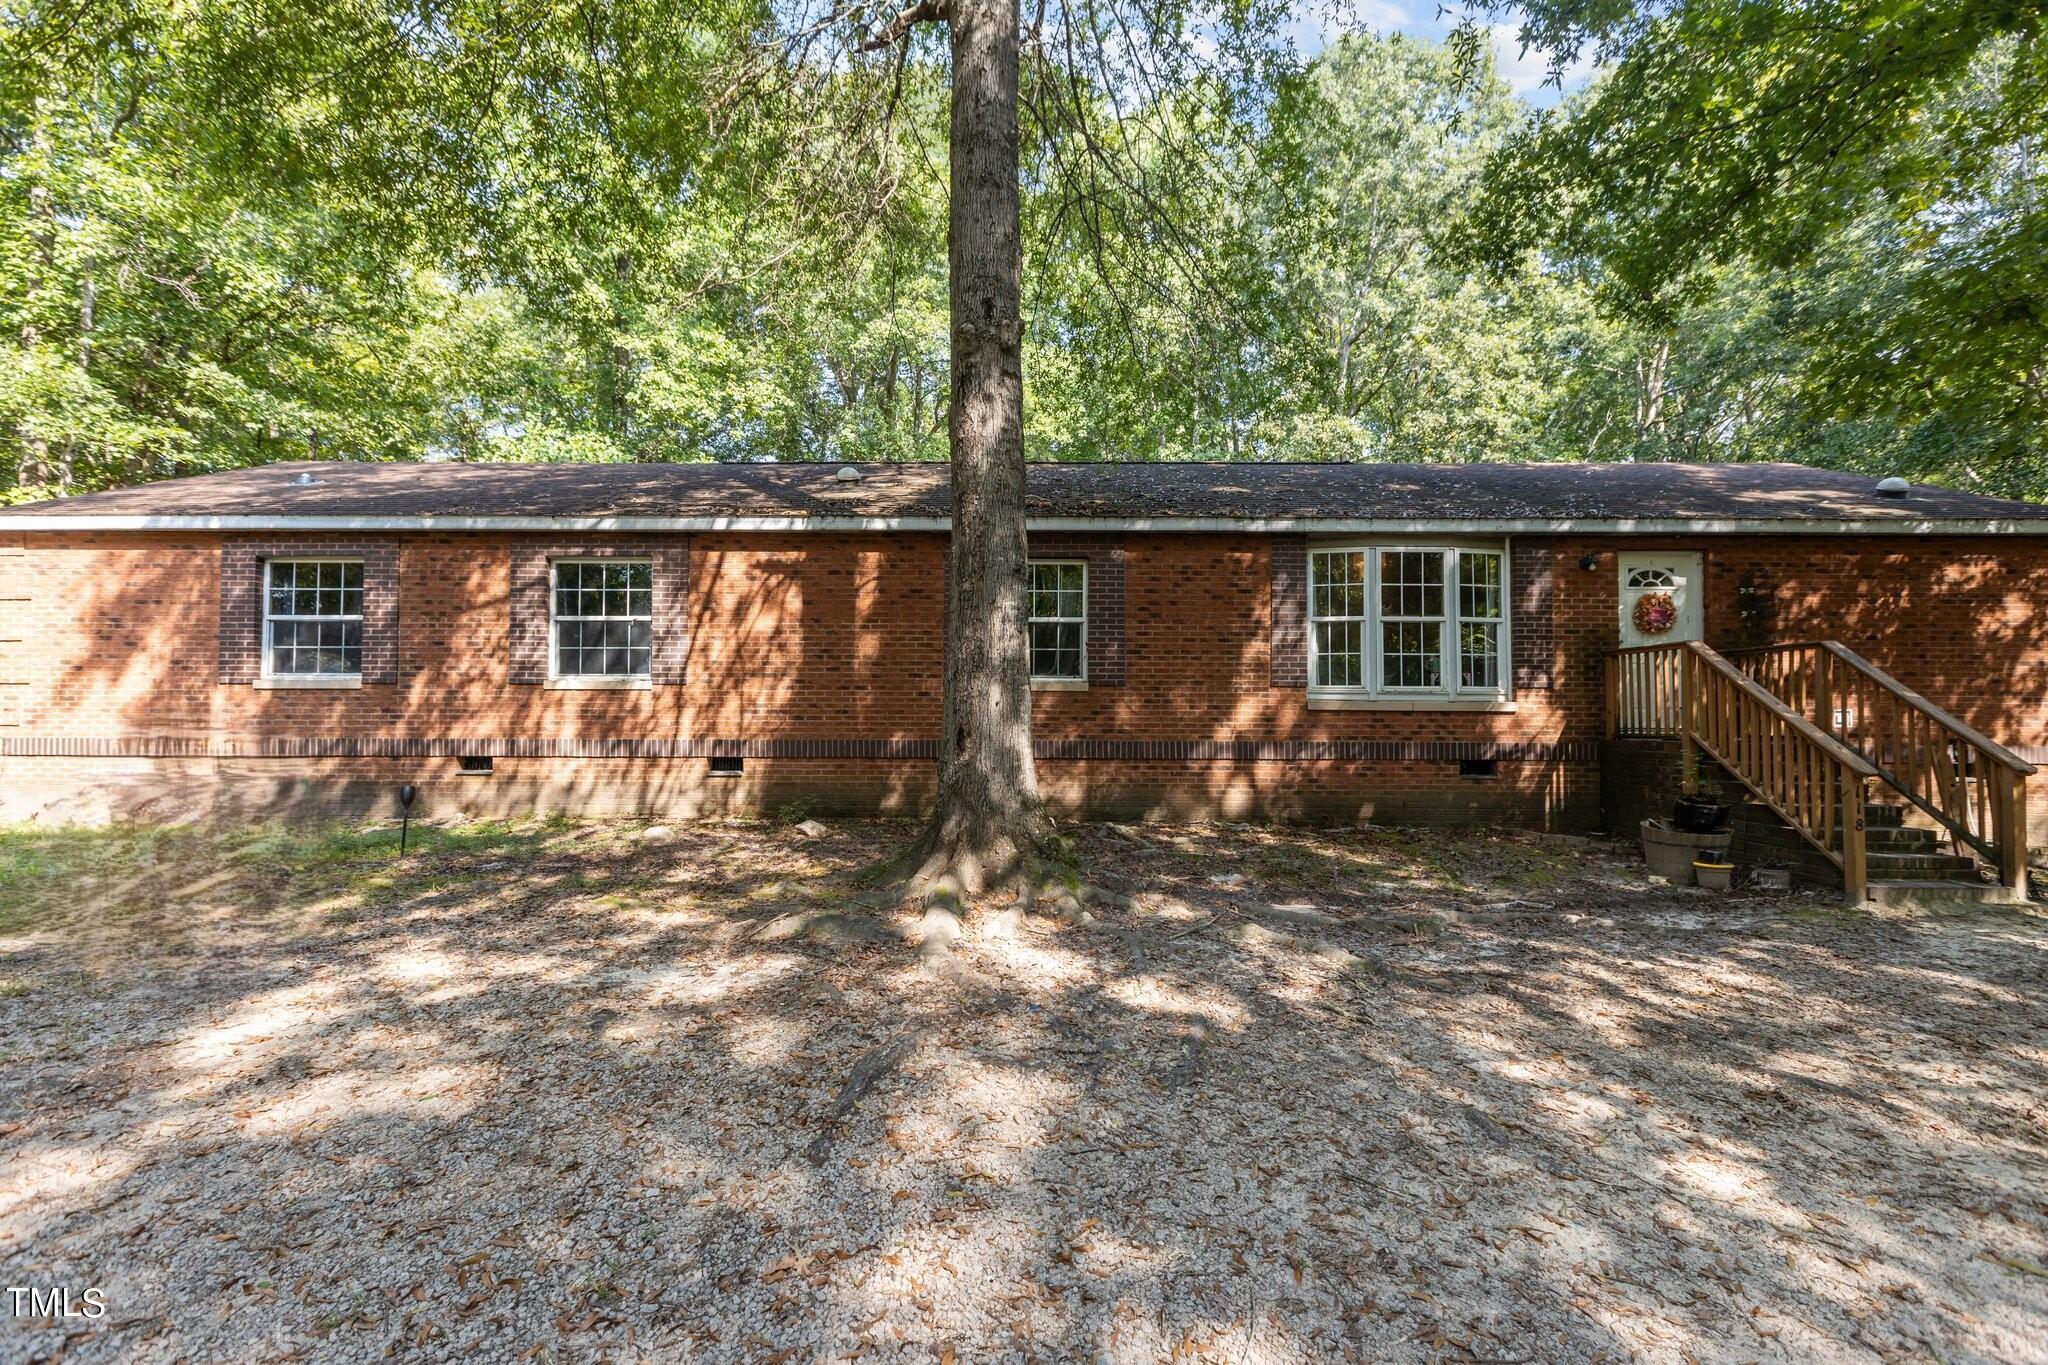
xmin=1604 ymin=654 xmax=1618 ymax=739
xmin=1840 ymin=762 xmax=1867 ymax=903
xmin=1813 ymin=647 xmax=1833 ymax=734
xmin=1679 ymin=646 xmax=1700 ymax=793
xmin=1993 ymin=767 xmax=2029 ymax=897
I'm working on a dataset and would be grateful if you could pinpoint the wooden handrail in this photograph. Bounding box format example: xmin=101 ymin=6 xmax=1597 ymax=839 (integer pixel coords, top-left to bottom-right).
xmin=1728 ymin=641 xmax=2036 ymax=775
xmin=1728 ymin=639 xmax=2031 ymax=895
xmin=1687 ymin=643 xmax=1880 ymax=778
xmin=1610 ymin=639 xmax=1878 ymax=901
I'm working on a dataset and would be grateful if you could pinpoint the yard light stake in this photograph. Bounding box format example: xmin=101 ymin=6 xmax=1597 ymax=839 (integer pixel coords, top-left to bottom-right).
xmin=398 ymin=783 xmax=418 ymax=855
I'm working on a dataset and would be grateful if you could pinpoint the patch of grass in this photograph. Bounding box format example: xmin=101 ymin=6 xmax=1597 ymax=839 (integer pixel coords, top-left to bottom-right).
xmin=0 ymin=822 xmax=201 ymax=931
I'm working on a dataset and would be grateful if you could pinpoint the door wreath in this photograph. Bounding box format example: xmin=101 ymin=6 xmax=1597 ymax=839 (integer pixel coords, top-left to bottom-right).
xmin=1633 ymin=591 xmax=1678 ymax=635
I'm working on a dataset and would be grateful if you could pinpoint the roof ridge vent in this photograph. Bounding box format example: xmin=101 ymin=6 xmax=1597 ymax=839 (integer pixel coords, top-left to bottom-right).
xmin=834 ymin=465 xmax=862 ymax=482
xmin=1875 ymin=476 xmax=1910 ymax=498
xmin=293 ymin=471 xmax=320 ymax=487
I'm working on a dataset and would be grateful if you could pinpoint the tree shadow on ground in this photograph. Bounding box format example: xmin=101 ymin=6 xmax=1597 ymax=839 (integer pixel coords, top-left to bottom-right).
xmin=1 ymin=818 xmax=2044 ymax=1363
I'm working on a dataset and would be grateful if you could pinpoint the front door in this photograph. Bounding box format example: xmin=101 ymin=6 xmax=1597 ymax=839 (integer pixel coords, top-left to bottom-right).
xmin=1617 ymin=552 xmax=1704 ymax=649
xmin=1616 ymin=552 xmax=1704 ymax=735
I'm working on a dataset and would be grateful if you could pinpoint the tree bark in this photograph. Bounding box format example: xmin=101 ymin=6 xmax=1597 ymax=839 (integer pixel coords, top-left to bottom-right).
xmin=911 ymin=0 xmax=1047 ymax=893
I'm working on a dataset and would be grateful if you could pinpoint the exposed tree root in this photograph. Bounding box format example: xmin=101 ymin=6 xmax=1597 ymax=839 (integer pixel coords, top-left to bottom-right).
xmin=840 ymin=807 xmax=1134 ymax=956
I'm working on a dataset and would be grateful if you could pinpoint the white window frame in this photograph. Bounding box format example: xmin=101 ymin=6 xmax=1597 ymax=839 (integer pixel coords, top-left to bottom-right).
xmin=1026 ymin=559 xmax=1088 ymax=684
xmin=261 ymin=557 xmax=364 ymax=681
xmin=548 ymin=557 xmax=655 ymax=685
xmin=1307 ymin=544 xmax=1510 ymax=702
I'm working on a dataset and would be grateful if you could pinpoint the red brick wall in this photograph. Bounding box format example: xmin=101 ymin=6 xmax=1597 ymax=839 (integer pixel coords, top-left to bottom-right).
xmin=1 ymin=529 xmax=2042 ymax=829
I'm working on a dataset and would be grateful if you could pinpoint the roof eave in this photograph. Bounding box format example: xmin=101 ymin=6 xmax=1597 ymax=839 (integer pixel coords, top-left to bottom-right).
xmin=2 ymin=513 xmax=2046 ymax=535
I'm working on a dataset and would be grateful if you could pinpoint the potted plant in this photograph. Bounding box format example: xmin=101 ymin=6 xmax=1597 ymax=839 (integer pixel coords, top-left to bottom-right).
xmin=1673 ymin=793 xmax=1729 ymax=832
xmin=1642 ymin=793 xmax=1733 ymax=883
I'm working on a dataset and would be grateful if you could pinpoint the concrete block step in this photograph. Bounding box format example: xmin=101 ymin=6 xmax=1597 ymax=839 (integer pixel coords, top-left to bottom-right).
xmin=1865 ymin=803 xmax=1907 ymax=828
xmin=1865 ymin=825 xmax=1939 ymax=851
xmin=1866 ymin=880 xmax=2019 ymax=909
xmin=1865 ymin=853 xmax=1982 ymax=880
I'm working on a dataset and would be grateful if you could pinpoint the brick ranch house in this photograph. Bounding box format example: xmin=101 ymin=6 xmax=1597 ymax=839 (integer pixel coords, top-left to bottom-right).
xmin=0 ymin=459 xmax=2042 ymax=900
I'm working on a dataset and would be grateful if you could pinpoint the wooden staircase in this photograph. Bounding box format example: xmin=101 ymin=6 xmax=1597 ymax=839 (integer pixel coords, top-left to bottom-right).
xmin=1607 ymin=639 xmax=2034 ymax=904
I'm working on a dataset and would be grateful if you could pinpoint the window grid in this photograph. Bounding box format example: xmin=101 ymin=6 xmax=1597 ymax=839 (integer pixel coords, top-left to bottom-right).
xmin=1458 ymin=551 xmax=1504 ymax=691
xmin=1307 ymin=546 xmax=1510 ymax=700
xmin=1378 ymin=550 xmax=1445 ymax=691
xmin=264 ymin=559 xmax=363 ymax=677
xmin=1309 ymin=550 xmax=1367 ymax=689
xmin=551 ymin=559 xmax=654 ymax=679
xmin=1027 ymin=561 xmax=1087 ymax=681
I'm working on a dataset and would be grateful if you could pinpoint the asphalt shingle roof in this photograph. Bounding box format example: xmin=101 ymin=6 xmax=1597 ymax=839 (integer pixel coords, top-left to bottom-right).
xmin=7 ymin=459 xmax=2046 ymax=526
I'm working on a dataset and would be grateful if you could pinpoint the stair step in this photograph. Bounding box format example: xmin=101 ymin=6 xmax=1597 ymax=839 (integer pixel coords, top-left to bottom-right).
xmin=1865 ymin=825 xmax=1938 ymax=849
xmin=1866 ymin=880 xmax=2018 ymax=908
xmin=1864 ymin=803 xmax=1907 ymax=829
xmin=1865 ymin=853 xmax=1981 ymax=881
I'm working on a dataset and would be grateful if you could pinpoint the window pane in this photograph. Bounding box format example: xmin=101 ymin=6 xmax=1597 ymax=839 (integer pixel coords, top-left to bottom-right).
xmin=1314 ymin=620 xmax=1363 ymax=688
xmin=627 ymin=562 xmax=651 ymax=591
xmin=341 ymin=562 xmax=362 ymax=590
xmin=1310 ymin=551 xmax=1365 ymax=619
xmin=1460 ymin=553 xmax=1502 ymax=620
xmin=1381 ymin=621 xmax=1443 ymax=689
xmin=1380 ymin=551 xmax=1444 ymax=618
xmin=1027 ymin=562 xmax=1085 ymax=624
xmin=1030 ymin=621 xmax=1084 ymax=679
xmin=1460 ymin=622 xmax=1500 ymax=690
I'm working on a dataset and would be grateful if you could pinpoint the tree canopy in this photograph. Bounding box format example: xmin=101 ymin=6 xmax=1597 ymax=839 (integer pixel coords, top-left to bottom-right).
xmin=2 ymin=0 xmax=2043 ymax=501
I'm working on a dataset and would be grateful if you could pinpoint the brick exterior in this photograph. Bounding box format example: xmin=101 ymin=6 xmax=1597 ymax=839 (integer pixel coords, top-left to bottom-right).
xmin=3 ymin=528 xmax=2044 ymax=836
xmin=1510 ymin=536 xmax=1557 ymax=691
xmin=1028 ymin=531 xmax=1125 ymax=686
xmin=508 ymin=539 xmax=690 ymax=685
xmin=217 ymin=540 xmax=401 ymax=685
xmin=1269 ymin=535 xmax=1308 ymax=689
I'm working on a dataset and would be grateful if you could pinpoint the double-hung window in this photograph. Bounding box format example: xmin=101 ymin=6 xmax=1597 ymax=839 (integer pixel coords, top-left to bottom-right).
xmin=1308 ymin=546 xmax=1507 ymax=701
xmin=1027 ymin=561 xmax=1086 ymax=682
xmin=264 ymin=559 xmax=363 ymax=678
xmin=551 ymin=560 xmax=653 ymax=681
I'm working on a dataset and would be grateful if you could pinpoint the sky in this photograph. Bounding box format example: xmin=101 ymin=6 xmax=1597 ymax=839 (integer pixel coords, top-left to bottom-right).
xmin=1284 ymin=0 xmax=1598 ymax=106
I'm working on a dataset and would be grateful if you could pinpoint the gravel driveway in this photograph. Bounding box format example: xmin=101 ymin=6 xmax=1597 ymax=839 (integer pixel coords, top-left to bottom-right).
xmin=2 ymin=817 xmax=2045 ymax=1363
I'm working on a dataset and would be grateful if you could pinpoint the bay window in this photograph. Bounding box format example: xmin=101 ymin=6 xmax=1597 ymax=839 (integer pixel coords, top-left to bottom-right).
xmin=1308 ymin=546 xmax=1507 ymax=701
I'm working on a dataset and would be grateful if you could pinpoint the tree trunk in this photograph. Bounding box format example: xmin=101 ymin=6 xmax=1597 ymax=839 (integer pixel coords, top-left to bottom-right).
xmin=912 ymin=0 xmax=1047 ymax=893
xmin=19 ymin=116 xmax=56 ymax=491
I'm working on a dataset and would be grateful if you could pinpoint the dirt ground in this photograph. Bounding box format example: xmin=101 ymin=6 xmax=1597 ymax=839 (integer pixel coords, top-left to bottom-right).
xmin=2 ymin=815 xmax=2045 ymax=1364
